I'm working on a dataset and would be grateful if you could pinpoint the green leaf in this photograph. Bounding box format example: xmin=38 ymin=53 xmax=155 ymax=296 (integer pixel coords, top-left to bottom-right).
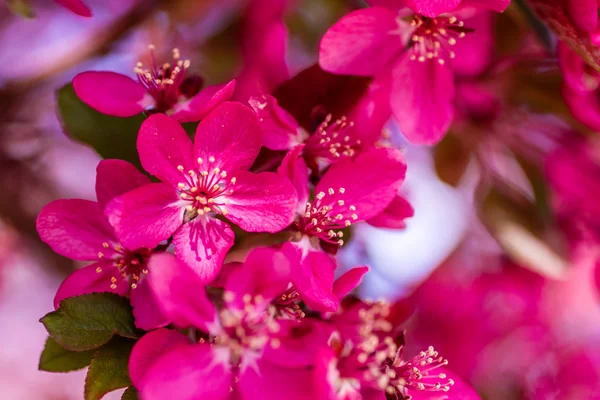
xmin=85 ymin=338 xmax=135 ymax=400
xmin=39 ymin=337 xmax=95 ymax=372
xmin=56 ymin=84 xmax=145 ymax=169
xmin=121 ymin=386 xmax=139 ymax=400
xmin=40 ymin=293 xmax=139 ymax=352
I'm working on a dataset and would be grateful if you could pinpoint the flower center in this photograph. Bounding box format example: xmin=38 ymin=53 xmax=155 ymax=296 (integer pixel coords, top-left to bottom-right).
xmin=176 ymin=156 xmax=236 ymax=219
xmin=304 ymin=115 xmax=361 ymax=161
xmin=299 ymin=187 xmax=357 ymax=246
xmin=134 ymin=45 xmax=194 ymax=112
xmin=96 ymin=243 xmax=152 ymax=289
xmin=217 ymin=292 xmax=281 ymax=366
xmin=408 ymin=15 xmax=470 ymax=65
xmin=273 ymin=287 xmax=305 ymax=320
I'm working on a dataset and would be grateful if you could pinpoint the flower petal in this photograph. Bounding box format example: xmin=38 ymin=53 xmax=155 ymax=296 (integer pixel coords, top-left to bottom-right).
xmin=72 ymin=71 xmax=149 ymax=117
xmin=145 ymin=253 xmax=217 ymax=330
xmin=53 ymin=261 xmax=127 ymax=309
xmin=278 ymin=145 xmax=310 ymax=210
xmin=224 ymin=247 xmax=291 ymax=309
xmin=408 ymin=368 xmax=480 ymax=399
xmin=319 ymin=8 xmax=406 ymax=76
xmin=564 ymin=0 xmax=599 ymax=33
xmin=170 ymin=80 xmax=237 ymax=123
xmin=282 ymin=242 xmax=339 ymax=312
xmin=248 ymin=94 xmax=303 ymax=150
xmin=450 ymin=12 xmax=494 ymax=78
xmin=223 ymin=171 xmax=297 ymax=233
xmin=105 ymin=183 xmax=184 ymax=250
xmin=37 ymin=199 xmax=117 ymax=261
xmin=366 ymin=194 xmax=414 ymax=229
xmin=332 ymin=266 xmax=369 ymax=299
xmin=405 ymin=0 xmax=462 ymax=17
xmin=131 ymin=276 xmax=170 ymax=331
xmin=137 ymin=113 xmax=196 ymax=188
xmin=194 ymin=102 xmax=262 ymax=173
xmin=129 ymin=328 xmax=191 ymax=389
xmin=315 ymin=147 xmax=407 ymax=222
xmin=239 ymin=358 xmax=318 ymax=400
xmin=54 ymin=0 xmax=92 ymax=17
xmin=173 ymin=217 xmax=235 ymax=283
xmin=139 ymin=344 xmax=232 ymax=400
xmin=95 ymin=159 xmax=150 ymax=209
xmin=391 ymin=56 xmax=455 ymax=145
xmin=462 ymin=0 xmax=510 ymax=13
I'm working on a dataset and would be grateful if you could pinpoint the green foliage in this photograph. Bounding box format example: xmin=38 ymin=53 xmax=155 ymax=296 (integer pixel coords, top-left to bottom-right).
xmin=121 ymin=386 xmax=139 ymax=400
xmin=40 ymin=293 xmax=139 ymax=351
xmin=56 ymin=84 xmax=145 ymax=169
xmin=85 ymin=338 xmax=136 ymax=400
xmin=39 ymin=337 xmax=95 ymax=372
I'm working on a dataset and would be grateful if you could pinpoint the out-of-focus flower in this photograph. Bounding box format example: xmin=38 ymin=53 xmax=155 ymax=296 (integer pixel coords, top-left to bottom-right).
xmin=369 ymin=0 xmax=509 ymax=17
xmin=279 ymin=146 xmax=407 ymax=311
xmin=106 ymin=103 xmax=297 ymax=283
xmin=36 ymin=159 xmax=168 ymax=330
xmin=318 ymin=3 xmax=499 ymax=145
xmin=558 ymin=41 xmax=600 ymax=132
xmin=130 ymin=248 xmax=315 ymax=400
xmin=55 ymin=0 xmax=92 ymax=17
xmin=563 ymin=0 xmax=600 ymax=34
xmin=73 ymin=46 xmax=236 ymax=122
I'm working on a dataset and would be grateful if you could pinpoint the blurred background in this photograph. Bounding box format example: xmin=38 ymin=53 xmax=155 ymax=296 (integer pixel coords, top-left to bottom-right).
xmin=0 ymin=0 xmax=599 ymax=398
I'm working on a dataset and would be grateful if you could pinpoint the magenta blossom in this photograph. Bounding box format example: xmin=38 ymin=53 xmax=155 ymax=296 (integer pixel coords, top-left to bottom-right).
xmin=36 ymin=159 xmax=168 ymax=330
xmin=318 ymin=2 xmax=503 ymax=145
xmin=130 ymin=248 xmax=316 ymax=400
xmin=106 ymin=102 xmax=297 ymax=282
xmin=249 ymin=84 xmax=390 ymax=171
xmin=563 ymin=0 xmax=600 ymax=34
xmin=315 ymin=300 xmax=476 ymax=400
xmin=73 ymin=46 xmax=235 ymax=122
xmin=278 ymin=146 xmax=407 ymax=311
xmin=55 ymin=0 xmax=92 ymax=17
xmin=558 ymin=41 xmax=600 ymax=132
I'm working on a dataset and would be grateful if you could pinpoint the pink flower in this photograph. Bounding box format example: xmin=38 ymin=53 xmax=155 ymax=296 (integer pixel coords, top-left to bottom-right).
xmin=129 ymin=248 xmax=317 ymax=400
xmin=558 ymin=41 xmax=600 ymax=132
xmin=105 ymin=102 xmax=298 ymax=282
xmin=315 ymin=300 xmax=477 ymax=400
xmin=318 ymin=3 xmax=500 ymax=145
xmin=279 ymin=146 xmax=407 ymax=311
xmin=73 ymin=46 xmax=236 ymax=122
xmin=54 ymin=0 xmax=92 ymax=17
xmin=36 ymin=159 xmax=168 ymax=330
xmin=249 ymin=83 xmax=390 ymax=171
xmin=563 ymin=0 xmax=600 ymax=34
xmin=370 ymin=0 xmax=510 ymax=17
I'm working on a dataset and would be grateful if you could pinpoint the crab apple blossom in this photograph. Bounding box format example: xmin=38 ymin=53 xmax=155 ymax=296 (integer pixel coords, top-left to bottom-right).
xmin=105 ymin=102 xmax=297 ymax=282
xmin=36 ymin=159 xmax=168 ymax=330
xmin=130 ymin=248 xmax=317 ymax=400
xmin=315 ymin=300 xmax=479 ymax=400
xmin=73 ymin=46 xmax=235 ymax=122
xmin=278 ymin=145 xmax=407 ymax=311
xmin=319 ymin=2 xmax=499 ymax=145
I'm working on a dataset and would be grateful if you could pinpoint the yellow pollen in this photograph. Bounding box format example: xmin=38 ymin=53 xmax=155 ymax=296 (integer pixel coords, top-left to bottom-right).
xmin=178 ymin=183 xmax=186 ymax=189
xmin=208 ymin=156 xmax=216 ymax=162
xmin=102 ymin=242 xmax=109 ymax=248
xmin=349 ymin=205 xmax=356 ymax=211
xmin=131 ymin=283 xmax=137 ymax=289
xmin=328 ymin=188 xmax=335 ymax=195
xmin=110 ymin=284 xmax=117 ymax=289
xmin=197 ymin=157 xmax=203 ymax=164
xmin=97 ymin=252 xmax=104 ymax=258
xmin=96 ymin=266 xmax=103 ymax=273
xmin=190 ymin=187 xmax=198 ymax=192
xmin=177 ymin=165 xmax=184 ymax=171
xmin=339 ymin=188 xmax=345 ymax=194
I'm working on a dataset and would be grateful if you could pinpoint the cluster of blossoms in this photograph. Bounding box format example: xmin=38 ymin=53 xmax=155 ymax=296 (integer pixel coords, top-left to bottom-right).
xmin=34 ymin=0 xmax=519 ymax=398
